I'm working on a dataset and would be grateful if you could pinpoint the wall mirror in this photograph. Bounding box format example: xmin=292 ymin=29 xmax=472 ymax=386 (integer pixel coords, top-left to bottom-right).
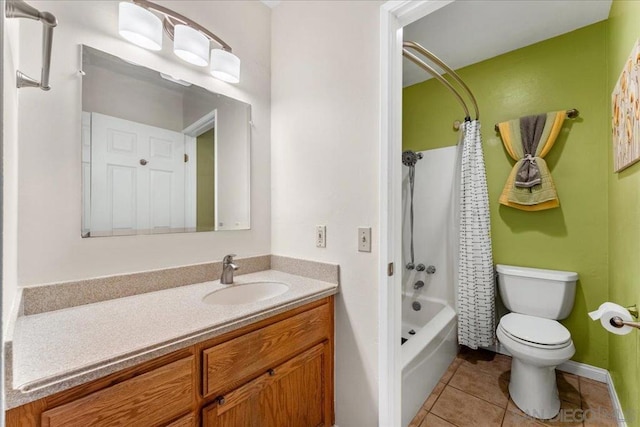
xmin=81 ymin=45 xmax=251 ymax=237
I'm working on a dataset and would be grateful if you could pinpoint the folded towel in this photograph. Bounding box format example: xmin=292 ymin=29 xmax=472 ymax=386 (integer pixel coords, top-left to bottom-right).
xmin=515 ymin=113 xmax=546 ymax=187
xmin=497 ymin=111 xmax=566 ymax=211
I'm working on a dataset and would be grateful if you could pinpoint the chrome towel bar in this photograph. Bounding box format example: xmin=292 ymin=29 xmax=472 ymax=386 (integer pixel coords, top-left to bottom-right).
xmin=494 ymin=109 xmax=579 ymax=133
xmin=6 ymin=0 xmax=57 ymax=90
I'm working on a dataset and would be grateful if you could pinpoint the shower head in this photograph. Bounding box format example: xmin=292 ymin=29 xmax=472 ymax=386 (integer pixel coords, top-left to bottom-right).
xmin=402 ymin=150 xmax=423 ymax=167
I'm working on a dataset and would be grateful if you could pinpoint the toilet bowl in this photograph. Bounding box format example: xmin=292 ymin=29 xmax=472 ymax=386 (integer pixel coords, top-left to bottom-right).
xmin=497 ymin=313 xmax=575 ymax=418
xmin=495 ymin=265 xmax=578 ymax=420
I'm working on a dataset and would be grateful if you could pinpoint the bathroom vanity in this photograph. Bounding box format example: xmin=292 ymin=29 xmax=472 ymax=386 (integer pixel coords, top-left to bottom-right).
xmin=5 ymin=262 xmax=338 ymax=427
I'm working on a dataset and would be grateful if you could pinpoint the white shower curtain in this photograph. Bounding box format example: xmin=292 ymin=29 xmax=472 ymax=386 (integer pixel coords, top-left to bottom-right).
xmin=456 ymin=120 xmax=495 ymax=349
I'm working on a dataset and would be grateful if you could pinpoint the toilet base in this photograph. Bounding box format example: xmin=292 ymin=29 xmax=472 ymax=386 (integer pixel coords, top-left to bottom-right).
xmin=509 ymin=358 xmax=561 ymax=420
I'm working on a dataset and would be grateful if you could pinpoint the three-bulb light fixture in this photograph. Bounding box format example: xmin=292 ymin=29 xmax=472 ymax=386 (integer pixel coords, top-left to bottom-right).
xmin=118 ymin=0 xmax=240 ymax=83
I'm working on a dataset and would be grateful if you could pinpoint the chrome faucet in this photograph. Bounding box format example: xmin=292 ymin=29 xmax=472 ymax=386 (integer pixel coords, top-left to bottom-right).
xmin=221 ymin=254 xmax=239 ymax=284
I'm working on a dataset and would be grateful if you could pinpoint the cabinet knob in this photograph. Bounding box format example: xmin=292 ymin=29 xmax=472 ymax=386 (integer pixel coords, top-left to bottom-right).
xmin=216 ymin=396 xmax=225 ymax=405
xmin=267 ymin=368 xmax=275 ymax=376
xmin=139 ymin=159 xmax=148 ymax=166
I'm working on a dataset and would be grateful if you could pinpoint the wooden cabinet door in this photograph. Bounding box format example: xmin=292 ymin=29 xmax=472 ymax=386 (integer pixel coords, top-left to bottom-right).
xmin=203 ymin=343 xmax=331 ymax=427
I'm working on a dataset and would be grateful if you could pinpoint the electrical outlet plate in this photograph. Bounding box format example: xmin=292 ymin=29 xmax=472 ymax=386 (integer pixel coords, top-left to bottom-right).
xmin=316 ymin=225 xmax=326 ymax=248
xmin=358 ymin=227 xmax=371 ymax=252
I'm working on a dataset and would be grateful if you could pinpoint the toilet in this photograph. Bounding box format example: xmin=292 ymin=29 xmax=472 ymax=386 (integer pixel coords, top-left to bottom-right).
xmin=496 ymin=264 xmax=578 ymax=420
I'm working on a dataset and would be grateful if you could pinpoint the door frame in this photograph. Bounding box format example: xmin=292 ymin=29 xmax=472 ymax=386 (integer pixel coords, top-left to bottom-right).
xmin=378 ymin=1 xmax=455 ymax=426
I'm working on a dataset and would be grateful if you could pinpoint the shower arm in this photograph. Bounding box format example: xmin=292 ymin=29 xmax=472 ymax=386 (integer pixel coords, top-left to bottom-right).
xmin=403 ymin=41 xmax=480 ymax=122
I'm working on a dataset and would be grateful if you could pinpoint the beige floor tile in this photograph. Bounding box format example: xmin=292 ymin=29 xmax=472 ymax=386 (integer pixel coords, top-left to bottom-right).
xmin=431 ymin=386 xmax=505 ymax=427
xmin=409 ymin=350 xmax=620 ymax=427
xmin=507 ymin=398 xmax=582 ymax=427
xmin=449 ymin=363 xmax=509 ymax=407
xmin=419 ymin=413 xmax=457 ymax=427
xmin=583 ymin=409 xmax=619 ymax=427
xmin=440 ymin=358 xmax=463 ymax=384
xmin=541 ymin=400 xmax=583 ymax=427
xmin=458 ymin=348 xmax=512 ymax=381
xmin=556 ymin=371 xmax=581 ymax=406
xmin=579 ymin=377 xmax=614 ymax=412
xmin=423 ymin=381 xmax=447 ymax=411
xmin=409 ymin=407 xmax=429 ymax=427
xmin=502 ymin=410 xmax=546 ymax=427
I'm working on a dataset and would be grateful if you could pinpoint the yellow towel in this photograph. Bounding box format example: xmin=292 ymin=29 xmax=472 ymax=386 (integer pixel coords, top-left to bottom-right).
xmin=498 ymin=111 xmax=566 ymax=211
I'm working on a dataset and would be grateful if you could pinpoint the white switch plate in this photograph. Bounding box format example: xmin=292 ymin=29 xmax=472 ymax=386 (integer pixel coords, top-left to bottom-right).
xmin=358 ymin=227 xmax=371 ymax=252
xmin=316 ymin=225 xmax=326 ymax=248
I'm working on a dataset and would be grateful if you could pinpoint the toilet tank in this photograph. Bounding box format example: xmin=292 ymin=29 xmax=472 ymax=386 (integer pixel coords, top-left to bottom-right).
xmin=496 ymin=264 xmax=578 ymax=320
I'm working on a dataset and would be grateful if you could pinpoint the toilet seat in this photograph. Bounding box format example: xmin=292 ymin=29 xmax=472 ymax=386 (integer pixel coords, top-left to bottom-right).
xmin=499 ymin=313 xmax=572 ymax=350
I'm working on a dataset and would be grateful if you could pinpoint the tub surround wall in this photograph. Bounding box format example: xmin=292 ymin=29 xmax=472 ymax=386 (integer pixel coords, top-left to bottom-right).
xmin=402 ymin=146 xmax=457 ymax=305
xmin=403 ymin=22 xmax=610 ymax=369
xmin=606 ymin=1 xmax=640 ymax=425
xmin=12 ymin=1 xmax=272 ymax=293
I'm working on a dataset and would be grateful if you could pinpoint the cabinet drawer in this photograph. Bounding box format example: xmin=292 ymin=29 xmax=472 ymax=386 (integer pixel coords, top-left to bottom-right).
xmin=203 ymin=303 xmax=331 ymax=397
xmin=41 ymin=356 xmax=194 ymax=427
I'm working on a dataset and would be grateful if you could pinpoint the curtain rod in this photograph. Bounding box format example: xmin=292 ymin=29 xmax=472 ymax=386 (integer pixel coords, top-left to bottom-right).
xmin=403 ymin=41 xmax=480 ymax=124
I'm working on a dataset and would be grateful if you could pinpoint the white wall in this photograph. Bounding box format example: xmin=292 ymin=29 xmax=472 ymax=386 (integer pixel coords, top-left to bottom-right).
xmin=15 ymin=1 xmax=271 ymax=287
xmin=271 ymin=2 xmax=381 ymax=425
xmin=3 ymin=16 xmax=20 ymax=327
xmin=83 ymin=62 xmax=185 ymax=132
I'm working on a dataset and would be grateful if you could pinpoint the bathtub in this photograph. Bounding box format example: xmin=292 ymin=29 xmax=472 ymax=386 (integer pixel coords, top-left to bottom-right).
xmin=401 ymin=294 xmax=457 ymax=427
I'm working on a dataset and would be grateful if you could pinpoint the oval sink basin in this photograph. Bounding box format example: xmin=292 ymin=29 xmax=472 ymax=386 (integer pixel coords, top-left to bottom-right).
xmin=202 ymin=281 xmax=289 ymax=305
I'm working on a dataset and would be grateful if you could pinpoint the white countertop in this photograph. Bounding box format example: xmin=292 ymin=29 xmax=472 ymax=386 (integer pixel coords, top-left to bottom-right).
xmin=7 ymin=270 xmax=338 ymax=408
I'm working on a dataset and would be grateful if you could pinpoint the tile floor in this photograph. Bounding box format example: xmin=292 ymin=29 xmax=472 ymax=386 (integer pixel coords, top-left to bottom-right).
xmin=409 ymin=348 xmax=618 ymax=427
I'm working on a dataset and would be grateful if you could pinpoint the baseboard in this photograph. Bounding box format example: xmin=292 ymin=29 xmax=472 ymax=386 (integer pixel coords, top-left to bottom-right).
xmin=606 ymin=372 xmax=628 ymax=427
xmin=483 ymin=343 xmax=608 ymax=383
xmin=557 ymin=359 xmax=608 ymax=383
xmin=483 ymin=344 xmax=628 ymax=426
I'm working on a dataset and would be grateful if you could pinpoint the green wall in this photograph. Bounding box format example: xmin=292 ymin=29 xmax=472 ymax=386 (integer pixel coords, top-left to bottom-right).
xmin=196 ymin=129 xmax=216 ymax=232
xmin=607 ymin=1 xmax=640 ymax=424
xmin=403 ymin=22 xmax=610 ymax=368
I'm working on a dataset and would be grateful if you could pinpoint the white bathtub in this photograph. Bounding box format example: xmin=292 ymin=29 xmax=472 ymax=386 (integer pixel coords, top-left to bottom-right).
xmin=401 ymin=294 xmax=457 ymax=427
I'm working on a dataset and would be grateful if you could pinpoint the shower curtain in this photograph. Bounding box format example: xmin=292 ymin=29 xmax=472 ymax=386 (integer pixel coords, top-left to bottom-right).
xmin=456 ymin=120 xmax=495 ymax=349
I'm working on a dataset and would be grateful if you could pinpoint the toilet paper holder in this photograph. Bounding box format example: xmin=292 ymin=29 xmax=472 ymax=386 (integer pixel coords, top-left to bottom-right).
xmin=610 ymin=304 xmax=640 ymax=330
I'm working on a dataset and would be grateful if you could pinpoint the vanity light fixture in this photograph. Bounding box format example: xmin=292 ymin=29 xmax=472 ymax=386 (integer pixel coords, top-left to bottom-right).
xmin=173 ymin=24 xmax=209 ymax=67
xmin=118 ymin=2 xmax=162 ymax=51
xmin=210 ymin=49 xmax=241 ymax=83
xmin=118 ymin=0 xmax=241 ymax=83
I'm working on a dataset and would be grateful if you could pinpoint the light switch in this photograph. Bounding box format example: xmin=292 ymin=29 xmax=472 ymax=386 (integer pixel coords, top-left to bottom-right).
xmin=316 ymin=225 xmax=326 ymax=248
xmin=358 ymin=227 xmax=371 ymax=252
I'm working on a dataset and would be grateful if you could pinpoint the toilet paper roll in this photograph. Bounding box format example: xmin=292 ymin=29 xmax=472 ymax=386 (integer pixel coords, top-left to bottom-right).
xmin=589 ymin=302 xmax=634 ymax=335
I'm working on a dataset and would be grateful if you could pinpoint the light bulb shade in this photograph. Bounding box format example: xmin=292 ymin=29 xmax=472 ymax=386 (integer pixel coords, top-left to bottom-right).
xmin=173 ymin=25 xmax=210 ymax=67
xmin=210 ymin=49 xmax=241 ymax=83
xmin=118 ymin=2 xmax=162 ymax=51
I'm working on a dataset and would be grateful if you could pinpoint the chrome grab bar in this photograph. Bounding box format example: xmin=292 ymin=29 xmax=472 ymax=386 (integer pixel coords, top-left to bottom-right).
xmin=6 ymin=0 xmax=57 ymax=90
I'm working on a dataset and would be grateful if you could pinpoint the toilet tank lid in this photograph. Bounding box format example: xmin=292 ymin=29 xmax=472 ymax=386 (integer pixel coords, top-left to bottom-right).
xmin=496 ymin=264 xmax=578 ymax=281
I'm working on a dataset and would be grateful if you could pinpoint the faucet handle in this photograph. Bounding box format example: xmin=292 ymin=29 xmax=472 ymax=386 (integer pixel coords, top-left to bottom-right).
xmin=223 ymin=254 xmax=237 ymax=264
